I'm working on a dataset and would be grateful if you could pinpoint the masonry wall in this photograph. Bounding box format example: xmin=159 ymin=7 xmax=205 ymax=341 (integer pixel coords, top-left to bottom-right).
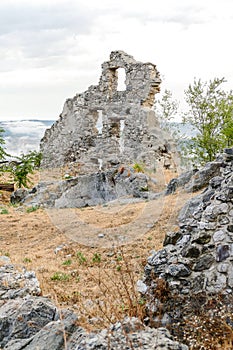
xmin=40 ymin=51 xmax=177 ymax=172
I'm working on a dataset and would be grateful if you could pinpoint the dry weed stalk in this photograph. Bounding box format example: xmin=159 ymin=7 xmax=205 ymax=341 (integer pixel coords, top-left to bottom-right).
xmin=78 ymin=246 xmax=146 ymax=328
xmin=54 ymin=293 xmax=68 ymax=350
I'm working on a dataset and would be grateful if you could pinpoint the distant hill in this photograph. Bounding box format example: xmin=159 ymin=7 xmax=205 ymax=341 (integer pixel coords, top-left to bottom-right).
xmin=0 ymin=120 xmax=55 ymax=156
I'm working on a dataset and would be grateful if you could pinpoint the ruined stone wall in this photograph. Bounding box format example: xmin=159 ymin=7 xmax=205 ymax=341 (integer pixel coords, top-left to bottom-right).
xmin=145 ymin=148 xmax=233 ymax=298
xmin=40 ymin=51 xmax=177 ymax=171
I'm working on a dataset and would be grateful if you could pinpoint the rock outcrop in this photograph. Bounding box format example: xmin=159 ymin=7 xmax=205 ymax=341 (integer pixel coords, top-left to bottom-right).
xmin=144 ymin=148 xmax=233 ymax=327
xmin=13 ymin=166 xmax=149 ymax=208
xmin=165 ymin=159 xmax=224 ymax=195
xmin=40 ymin=51 xmax=178 ymax=173
xmin=0 ymin=262 xmax=188 ymax=349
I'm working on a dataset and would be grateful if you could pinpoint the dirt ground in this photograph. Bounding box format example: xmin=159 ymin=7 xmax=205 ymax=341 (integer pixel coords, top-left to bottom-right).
xmin=0 ymin=169 xmax=195 ymax=330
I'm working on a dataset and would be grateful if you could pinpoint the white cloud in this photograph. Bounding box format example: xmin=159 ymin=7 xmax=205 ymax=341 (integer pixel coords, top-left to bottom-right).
xmin=0 ymin=0 xmax=232 ymax=120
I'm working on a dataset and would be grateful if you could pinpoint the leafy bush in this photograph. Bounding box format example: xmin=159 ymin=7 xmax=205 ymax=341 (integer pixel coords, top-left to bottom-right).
xmin=10 ymin=151 xmax=42 ymax=188
xmin=0 ymin=127 xmax=9 ymax=161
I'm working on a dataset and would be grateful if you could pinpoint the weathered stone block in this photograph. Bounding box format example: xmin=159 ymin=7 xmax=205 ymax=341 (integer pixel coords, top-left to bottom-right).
xmin=193 ymin=254 xmax=214 ymax=271
xmin=165 ymin=264 xmax=191 ymax=277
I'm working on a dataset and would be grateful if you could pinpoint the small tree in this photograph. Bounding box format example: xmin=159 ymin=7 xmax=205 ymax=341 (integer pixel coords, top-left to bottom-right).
xmin=0 ymin=127 xmax=8 ymax=161
xmin=183 ymin=77 xmax=233 ymax=164
xmin=154 ymin=89 xmax=179 ymax=132
xmin=154 ymin=89 xmax=192 ymax=168
xmin=9 ymin=151 xmax=42 ymax=188
xmin=220 ymin=95 xmax=233 ymax=147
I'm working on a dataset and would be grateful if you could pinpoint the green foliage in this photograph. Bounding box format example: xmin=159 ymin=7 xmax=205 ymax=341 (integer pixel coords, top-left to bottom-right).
xmin=133 ymin=163 xmax=144 ymax=173
xmin=30 ymin=150 xmax=42 ymax=168
xmin=51 ymin=272 xmax=70 ymax=281
xmin=76 ymin=251 xmax=87 ymax=264
xmin=62 ymin=259 xmax=72 ymax=266
xmin=116 ymin=255 xmax=123 ymax=262
xmin=0 ymin=127 xmax=9 ymax=160
xmin=138 ymin=297 xmax=146 ymax=306
xmin=23 ymin=257 xmax=32 ymax=263
xmin=183 ymin=77 xmax=233 ymax=164
xmin=26 ymin=205 xmax=39 ymax=213
xmin=154 ymin=89 xmax=184 ymax=152
xmin=0 ymin=208 xmax=9 ymax=215
xmin=154 ymin=89 xmax=179 ymax=128
xmin=0 ymin=251 xmax=10 ymax=257
xmin=92 ymin=252 xmax=101 ymax=263
xmin=8 ymin=151 xmax=42 ymax=188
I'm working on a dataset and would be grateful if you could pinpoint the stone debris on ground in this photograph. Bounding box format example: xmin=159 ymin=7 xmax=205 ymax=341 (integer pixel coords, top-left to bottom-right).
xmin=0 ymin=262 xmax=188 ymax=349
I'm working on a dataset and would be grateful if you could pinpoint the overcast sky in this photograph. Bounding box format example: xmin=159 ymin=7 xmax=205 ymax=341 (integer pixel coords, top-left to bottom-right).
xmin=0 ymin=0 xmax=232 ymax=121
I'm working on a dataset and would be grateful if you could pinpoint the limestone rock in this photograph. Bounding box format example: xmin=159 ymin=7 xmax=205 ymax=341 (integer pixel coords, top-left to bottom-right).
xmin=166 ymin=159 xmax=224 ymax=195
xmin=0 ymin=264 xmax=41 ymax=299
xmin=10 ymin=188 xmax=29 ymax=204
xmin=21 ymin=166 xmax=149 ymax=208
xmin=0 ymin=264 xmax=187 ymax=349
xmin=0 ymin=297 xmax=57 ymax=348
xmin=145 ymin=148 xmax=233 ymax=319
xmin=68 ymin=317 xmax=189 ymax=350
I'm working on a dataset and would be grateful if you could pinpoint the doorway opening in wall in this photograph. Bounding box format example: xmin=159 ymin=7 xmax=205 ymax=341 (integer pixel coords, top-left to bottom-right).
xmin=117 ymin=68 xmax=126 ymax=91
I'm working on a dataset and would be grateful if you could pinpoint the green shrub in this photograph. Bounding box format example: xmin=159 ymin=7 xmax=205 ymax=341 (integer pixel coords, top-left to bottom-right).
xmin=51 ymin=272 xmax=70 ymax=281
xmin=62 ymin=259 xmax=72 ymax=266
xmin=0 ymin=208 xmax=9 ymax=215
xmin=76 ymin=251 xmax=87 ymax=264
xmin=133 ymin=163 xmax=144 ymax=173
xmin=92 ymin=253 xmax=101 ymax=263
xmin=26 ymin=206 xmax=39 ymax=213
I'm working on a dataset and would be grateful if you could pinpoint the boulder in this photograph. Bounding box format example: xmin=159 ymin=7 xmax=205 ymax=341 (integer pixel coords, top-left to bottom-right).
xmin=165 ymin=157 xmax=225 ymax=195
xmin=10 ymin=188 xmax=28 ymax=204
xmin=21 ymin=167 xmax=149 ymax=208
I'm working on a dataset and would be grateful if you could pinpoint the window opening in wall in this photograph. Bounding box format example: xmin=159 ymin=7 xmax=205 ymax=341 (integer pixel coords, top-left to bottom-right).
xmin=117 ymin=68 xmax=126 ymax=91
xmin=96 ymin=110 xmax=103 ymax=134
xmin=119 ymin=119 xmax=125 ymax=154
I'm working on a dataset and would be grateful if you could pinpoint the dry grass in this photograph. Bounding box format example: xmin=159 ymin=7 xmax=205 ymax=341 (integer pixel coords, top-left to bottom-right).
xmin=1 ymin=167 xmax=231 ymax=349
xmin=0 ymin=165 xmax=191 ymax=331
xmin=166 ymin=293 xmax=233 ymax=350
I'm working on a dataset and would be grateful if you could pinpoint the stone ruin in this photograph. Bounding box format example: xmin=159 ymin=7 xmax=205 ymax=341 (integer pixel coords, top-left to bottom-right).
xmin=40 ymin=51 xmax=177 ymax=173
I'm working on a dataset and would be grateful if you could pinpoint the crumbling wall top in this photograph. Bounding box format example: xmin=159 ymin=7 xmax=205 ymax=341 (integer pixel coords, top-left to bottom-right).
xmin=96 ymin=50 xmax=161 ymax=106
